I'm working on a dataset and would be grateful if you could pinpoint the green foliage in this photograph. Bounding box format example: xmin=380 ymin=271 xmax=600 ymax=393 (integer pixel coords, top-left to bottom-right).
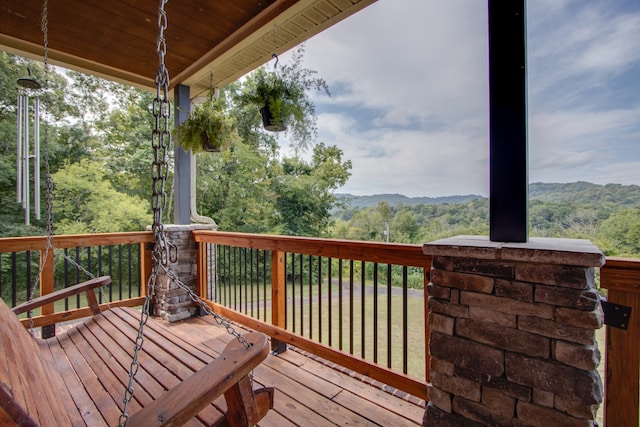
xmin=597 ymin=209 xmax=640 ymax=256
xmin=174 ymin=97 xmax=235 ymax=152
xmin=52 ymin=160 xmax=151 ymax=233
xmin=197 ymin=138 xmax=276 ymax=233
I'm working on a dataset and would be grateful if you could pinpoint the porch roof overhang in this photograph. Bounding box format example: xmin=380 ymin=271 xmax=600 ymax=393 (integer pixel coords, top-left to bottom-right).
xmin=0 ymin=0 xmax=375 ymax=98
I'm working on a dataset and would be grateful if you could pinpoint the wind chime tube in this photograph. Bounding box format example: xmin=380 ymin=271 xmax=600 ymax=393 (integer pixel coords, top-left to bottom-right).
xmin=16 ymin=95 xmax=23 ymax=203
xmin=34 ymin=98 xmax=41 ymax=220
xmin=23 ymin=95 xmax=30 ymax=226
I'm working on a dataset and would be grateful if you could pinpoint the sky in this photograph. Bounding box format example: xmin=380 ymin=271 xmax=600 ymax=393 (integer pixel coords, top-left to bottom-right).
xmin=277 ymin=0 xmax=640 ymax=197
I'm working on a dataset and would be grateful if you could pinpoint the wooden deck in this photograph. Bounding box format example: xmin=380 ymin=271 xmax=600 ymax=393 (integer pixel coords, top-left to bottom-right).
xmin=46 ymin=307 xmax=425 ymax=426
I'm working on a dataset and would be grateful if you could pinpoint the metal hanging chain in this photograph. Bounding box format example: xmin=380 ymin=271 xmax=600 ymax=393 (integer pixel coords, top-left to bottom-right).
xmin=120 ymin=1 xmax=251 ymax=423
xmin=118 ymin=1 xmax=172 ymax=423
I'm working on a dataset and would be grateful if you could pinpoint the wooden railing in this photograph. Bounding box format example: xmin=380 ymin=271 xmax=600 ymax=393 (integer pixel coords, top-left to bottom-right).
xmin=600 ymin=257 xmax=640 ymax=427
xmin=0 ymin=232 xmax=153 ymax=329
xmin=193 ymin=230 xmax=431 ymax=400
xmin=2 ymin=230 xmax=638 ymax=417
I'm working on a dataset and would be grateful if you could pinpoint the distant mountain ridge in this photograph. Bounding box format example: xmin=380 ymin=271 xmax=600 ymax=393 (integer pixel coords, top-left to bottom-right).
xmin=337 ymin=182 xmax=640 ymax=210
xmin=336 ymin=193 xmax=483 ymax=210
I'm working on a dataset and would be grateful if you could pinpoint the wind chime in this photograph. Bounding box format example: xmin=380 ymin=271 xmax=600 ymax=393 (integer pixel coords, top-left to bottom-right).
xmin=16 ymin=69 xmax=43 ymax=226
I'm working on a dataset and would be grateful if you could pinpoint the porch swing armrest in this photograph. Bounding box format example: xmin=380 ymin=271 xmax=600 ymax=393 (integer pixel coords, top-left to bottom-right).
xmin=126 ymin=332 xmax=273 ymax=427
xmin=12 ymin=276 xmax=112 ymax=315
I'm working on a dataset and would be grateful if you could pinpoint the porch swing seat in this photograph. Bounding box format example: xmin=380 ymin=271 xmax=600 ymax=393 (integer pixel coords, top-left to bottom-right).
xmin=0 ymin=276 xmax=274 ymax=427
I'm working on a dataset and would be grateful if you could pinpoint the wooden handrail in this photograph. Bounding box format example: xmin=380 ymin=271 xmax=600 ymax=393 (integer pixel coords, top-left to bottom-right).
xmin=193 ymin=230 xmax=430 ymax=267
xmin=0 ymin=231 xmax=154 ymax=252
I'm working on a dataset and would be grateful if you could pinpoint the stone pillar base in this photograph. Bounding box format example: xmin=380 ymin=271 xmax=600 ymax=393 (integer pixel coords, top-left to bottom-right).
xmin=152 ymin=224 xmax=215 ymax=322
xmin=422 ymin=236 xmax=605 ymax=427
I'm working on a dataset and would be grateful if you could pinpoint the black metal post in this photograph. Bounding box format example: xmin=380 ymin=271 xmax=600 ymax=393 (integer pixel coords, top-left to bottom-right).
xmin=488 ymin=0 xmax=528 ymax=242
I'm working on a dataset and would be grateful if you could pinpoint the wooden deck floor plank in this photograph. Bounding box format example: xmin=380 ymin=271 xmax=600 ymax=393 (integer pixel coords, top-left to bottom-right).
xmin=46 ymin=337 xmax=105 ymax=426
xmin=39 ymin=340 xmax=89 ymax=427
xmin=57 ymin=327 xmax=123 ymax=424
xmin=293 ymin=349 xmax=426 ymax=422
xmin=255 ymin=405 xmax=298 ymax=427
xmin=333 ymin=388 xmax=422 ymax=426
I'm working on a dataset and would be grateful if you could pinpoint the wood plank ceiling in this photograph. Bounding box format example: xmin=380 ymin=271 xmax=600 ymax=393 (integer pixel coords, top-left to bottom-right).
xmin=0 ymin=0 xmax=375 ymax=98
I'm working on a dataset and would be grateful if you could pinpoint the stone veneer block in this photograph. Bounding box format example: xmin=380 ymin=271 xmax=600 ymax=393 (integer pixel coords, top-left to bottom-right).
xmin=423 ymin=235 xmax=604 ymax=427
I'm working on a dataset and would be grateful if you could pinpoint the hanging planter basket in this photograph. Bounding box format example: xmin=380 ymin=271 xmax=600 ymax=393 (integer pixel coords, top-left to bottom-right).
xmin=200 ymin=131 xmax=223 ymax=152
xmin=174 ymin=97 xmax=233 ymax=153
xmin=260 ymin=104 xmax=286 ymax=132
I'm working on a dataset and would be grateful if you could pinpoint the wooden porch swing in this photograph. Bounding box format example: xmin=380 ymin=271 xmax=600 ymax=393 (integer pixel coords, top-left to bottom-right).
xmin=1 ymin=1 xmax=273 ymax=426
xmin=0 ymin=277 xmax=273 ymax=426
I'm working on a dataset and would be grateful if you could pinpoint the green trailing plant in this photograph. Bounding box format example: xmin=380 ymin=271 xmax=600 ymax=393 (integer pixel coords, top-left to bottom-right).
xmin=174 ymin=96 xmax=234 ymax=153
xmin=239 ymin=46 xmax=329 ymax=150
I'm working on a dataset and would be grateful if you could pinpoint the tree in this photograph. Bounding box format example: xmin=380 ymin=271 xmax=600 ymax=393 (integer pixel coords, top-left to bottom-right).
xmin=52 ymin=160 xmax=151 ymax=233
xmin=197 ymin=138 xmax=277 ymax=233
xmin=272 ymin=143 xmax=351 ymax=236
xmin=597 ymin=209 xmax=640 ymax=256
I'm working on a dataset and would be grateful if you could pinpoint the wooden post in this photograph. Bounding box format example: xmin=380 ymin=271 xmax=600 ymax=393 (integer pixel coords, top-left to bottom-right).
xmin=271 ymin=250 xmax=287 ymax=353
xmin=139 ymin=242 xmax=153 ymax=298
xmin=424 ymin=263 xmax=431 ymax=384
xmin=601 ymin=259 xmax=640 ymax=427
xmin=196 ymin=241 xmax=207 ymax=299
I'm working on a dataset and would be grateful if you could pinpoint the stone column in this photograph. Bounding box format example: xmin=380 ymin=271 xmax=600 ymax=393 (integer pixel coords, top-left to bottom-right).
xmin=153 ymin=224 xmax=215 ymax=322
xmin=422 ymin=236 xmax=604 ymax=427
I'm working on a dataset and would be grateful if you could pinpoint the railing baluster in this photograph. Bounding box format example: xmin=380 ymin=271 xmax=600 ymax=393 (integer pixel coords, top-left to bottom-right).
xmin=308 ymin=255 xmax=313 ymax=340
xmin=263 ymin=250 xmax=268 ymax=322
xmin=117 ymin=245 xmax=123 ymax=301
xmin=11 ymin=253 xmax=17 ymax=307
xmin=361 ymin=260 xmax=366 ymax=359
xmin=327 ymin=257 xmax=332 ymax=347
xmin=242 ymin=247 xmax=247 ymax=314
xmin=403 ymin=266 xmax=408 ymax=375
xmin=387 ymin=264 xmax=392 ymax=370
xmin=250 ymin=248 xmax=254 ymax=318
xmin=298 ymin=254 xmax=304 ymax=336
xmin=75 ymin=247 xmax=81 ymax=307
xmin=349 ymin=259 xmax=354 ymax=355
xmin=338 ymin=258 xmax=343 ymax=351
xmin=108 ymin=246 xmax=114 ymax=302
xmin=128 ymin=244 xmax=133 ymax=299
xmin=373 ymin=262 xmax=378 ymax=364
